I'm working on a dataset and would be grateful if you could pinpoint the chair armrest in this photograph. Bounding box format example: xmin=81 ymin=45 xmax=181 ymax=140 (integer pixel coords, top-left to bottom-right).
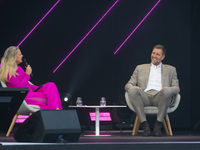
xmin=0 ymin=80 xmax=7 ymax=87
xmin=167 ymin=94 xmax=181 ymax=113
xmin=17 ymin=101 xmax=41 ymax=115
xmin=125 ymin=92 xmax=135 ymax=112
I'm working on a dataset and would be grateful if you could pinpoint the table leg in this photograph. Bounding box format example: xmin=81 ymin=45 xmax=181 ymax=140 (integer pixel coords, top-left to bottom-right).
xmin=84 ymin=107 xmax=111 ymax=136
xmin=95 ymin=107 xmax=99 ymax=136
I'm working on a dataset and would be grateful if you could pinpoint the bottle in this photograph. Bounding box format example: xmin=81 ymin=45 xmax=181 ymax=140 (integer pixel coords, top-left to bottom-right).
xmin=100 ymin=97 xmax=106 ymax=106
xmin=76 ymin=97 xmax=82 ymax=106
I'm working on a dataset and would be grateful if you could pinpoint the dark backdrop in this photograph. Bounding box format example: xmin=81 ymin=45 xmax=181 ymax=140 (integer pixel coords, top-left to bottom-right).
xmin=0 ymin=0 xmax=197 ymax=129
xmin=191 ymin=0 xmax=200 ymax=128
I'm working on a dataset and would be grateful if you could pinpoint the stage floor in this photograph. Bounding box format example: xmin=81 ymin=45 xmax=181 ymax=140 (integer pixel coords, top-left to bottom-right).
xmin=1 ymin=129 xmax=200 ymax=143
xmin=1 ymin=129 xmax=200 ymax=150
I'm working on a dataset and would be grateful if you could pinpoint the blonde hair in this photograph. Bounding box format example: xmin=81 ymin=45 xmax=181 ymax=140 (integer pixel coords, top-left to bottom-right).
xmin=0 ymin=46 xmax=19 ymax=83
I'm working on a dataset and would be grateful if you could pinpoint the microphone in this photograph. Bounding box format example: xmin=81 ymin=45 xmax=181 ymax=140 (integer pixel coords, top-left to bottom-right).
xmin=23 ymin=58 xmax=33 ymax=77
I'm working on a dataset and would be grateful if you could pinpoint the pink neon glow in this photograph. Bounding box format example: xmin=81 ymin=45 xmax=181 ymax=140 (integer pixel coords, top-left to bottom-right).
xmin=53 ymin=0 xmax=119 ymax=73
xmin=90 ymin=112 xmax=110 ymax=117
xmin=114 ymin=0 xmax=161 ymax=54
xmin=15 ymin=115 xmax=29 ymax=123
xmin=89 ymin=112 xmax=112 ymax=121
xmin=17 ymin=0 xmax=60 ymax=47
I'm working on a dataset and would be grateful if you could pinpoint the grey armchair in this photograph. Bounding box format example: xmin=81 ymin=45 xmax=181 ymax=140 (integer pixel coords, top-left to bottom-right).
xmin=125 ymin=92 xmax=181 ymax=136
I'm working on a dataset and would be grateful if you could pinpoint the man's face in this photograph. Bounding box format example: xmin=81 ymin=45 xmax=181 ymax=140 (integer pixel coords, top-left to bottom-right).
xmin=151 ymin=48 xmax=165 ymax=66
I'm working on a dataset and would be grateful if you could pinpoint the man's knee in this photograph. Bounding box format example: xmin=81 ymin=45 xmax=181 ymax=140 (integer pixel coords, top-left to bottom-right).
xmin=128 ymin=86 xmax=141 ymax=97
xmin=160 ymin=87 xmax=172 ymax=97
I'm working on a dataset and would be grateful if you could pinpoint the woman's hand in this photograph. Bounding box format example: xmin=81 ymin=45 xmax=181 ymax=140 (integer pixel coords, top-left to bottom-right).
xmin=25 ymin=65 xmax=32 ymax=75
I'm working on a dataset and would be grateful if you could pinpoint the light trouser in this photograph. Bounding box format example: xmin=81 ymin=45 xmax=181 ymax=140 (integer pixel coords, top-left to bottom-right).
xmin=128 ymin=87 xmax=173 ymax=123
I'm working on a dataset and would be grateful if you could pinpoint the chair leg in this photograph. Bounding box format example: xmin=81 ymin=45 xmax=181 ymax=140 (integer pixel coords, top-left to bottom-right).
xmin=6 ymin=114 xmax=18 ymax=137
xmin=163 ymin=119 xmax=169 ymax=135
xmin=132 ymin=115 xmax=141 ymax=135
xmin=165 ymin=114 xmax=173 ymax=136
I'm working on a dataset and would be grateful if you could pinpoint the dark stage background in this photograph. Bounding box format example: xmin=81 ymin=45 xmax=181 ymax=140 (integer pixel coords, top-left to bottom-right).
xmin=0 ymin=0 xmax=199 ymax=129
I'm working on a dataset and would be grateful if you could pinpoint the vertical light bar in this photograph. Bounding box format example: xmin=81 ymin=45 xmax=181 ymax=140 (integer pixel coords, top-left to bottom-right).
xmin=96 ymin=108 xmax=100 ymax=136
xmin=53 ymin=0 xmax=119 ymax=73
xmin=114 ymin=0 xmax=161 ymax=54
xmin=17 ymin=0 xmax=60 ymax=47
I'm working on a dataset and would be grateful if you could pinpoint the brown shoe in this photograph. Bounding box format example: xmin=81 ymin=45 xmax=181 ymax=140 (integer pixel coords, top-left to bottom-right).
xmin=142 ymin=121 xmax=151 ymax=136
xmin=152 ymin=120 xmax=162 ymax=136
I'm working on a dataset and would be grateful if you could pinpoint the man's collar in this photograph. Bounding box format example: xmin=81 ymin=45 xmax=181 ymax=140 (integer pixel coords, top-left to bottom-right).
xmin=150 ymin=62 xmax=162 ymax=68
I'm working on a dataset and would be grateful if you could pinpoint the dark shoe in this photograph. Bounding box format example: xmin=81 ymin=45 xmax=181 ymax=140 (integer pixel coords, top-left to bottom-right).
xmin=152 ymin=120 xmax=162 ymax=136
xmin=142 ymin=121 xmax=151 ymax=136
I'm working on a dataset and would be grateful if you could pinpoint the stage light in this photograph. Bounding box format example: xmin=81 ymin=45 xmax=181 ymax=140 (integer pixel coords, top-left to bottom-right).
xmin=53 ymin=0 xmax=119 ymax=73
xmin=114 ymin=0 xmax=161 ymax=54
xmin=61 ymin=93 xmax=73 ymax=108
xmin=89 ymin=112 xmax=112 ymax=121
xmin=17 ymin=0 xmax=60 ymax=47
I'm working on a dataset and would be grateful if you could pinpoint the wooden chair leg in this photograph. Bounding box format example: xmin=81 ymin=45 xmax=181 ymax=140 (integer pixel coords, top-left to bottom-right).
xmin=132 ymin=115 xmax=141 ymax=135
xmin=163 ymin=118 xmax=169 ymax=135
xmin=135 ymin=118 xmax=141 ymax=135
xmin=6 ymin=114 xmax=18 ymax=137
xmin=165 ymin=114 xmax=173 ymax=136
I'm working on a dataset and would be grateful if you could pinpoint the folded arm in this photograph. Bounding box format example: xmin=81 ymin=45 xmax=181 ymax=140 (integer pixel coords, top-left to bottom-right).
xmin=8 ymin=73 xmax=30 ymax=87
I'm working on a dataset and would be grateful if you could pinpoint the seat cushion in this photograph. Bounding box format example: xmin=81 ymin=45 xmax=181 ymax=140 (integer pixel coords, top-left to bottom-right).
xmin=144 ymin=106 xmax=159 ymax=114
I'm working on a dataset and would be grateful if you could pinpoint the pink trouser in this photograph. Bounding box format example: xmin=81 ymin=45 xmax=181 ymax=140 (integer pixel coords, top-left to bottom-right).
xmin=25 ymin=82 xmax=62 ymax=110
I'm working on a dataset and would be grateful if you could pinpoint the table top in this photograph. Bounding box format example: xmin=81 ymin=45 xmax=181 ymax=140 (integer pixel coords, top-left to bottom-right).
xmin=69 ymin=105 xmax=127 ymax=108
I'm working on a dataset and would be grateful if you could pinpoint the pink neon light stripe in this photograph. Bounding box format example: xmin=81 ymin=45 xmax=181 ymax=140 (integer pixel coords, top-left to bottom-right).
xmin=89 ymin=112 xmax=112 ymax=121
xmin=114 ymin=0 xmax=161 ymax=54
xmin=15 ymin=115 xmax=29 ymax=123
xmin=53 ymin=0 xmax=119 ymax=73
xmin=91 ymin=117 xmax=112 ymax=121
xmin=90 ymin=112 xmax=111 ymax=117
xmin=17 ymin=0 xmax=60 ymax=47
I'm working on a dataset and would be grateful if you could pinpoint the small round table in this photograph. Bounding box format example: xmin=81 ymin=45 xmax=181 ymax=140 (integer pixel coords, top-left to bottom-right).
xmin=69 ymin=105 xmax=127 ymax=136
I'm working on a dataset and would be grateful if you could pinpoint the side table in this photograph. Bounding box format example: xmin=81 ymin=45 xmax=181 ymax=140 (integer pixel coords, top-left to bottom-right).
xmin=69 ymin=105 xmax=126 ymax=136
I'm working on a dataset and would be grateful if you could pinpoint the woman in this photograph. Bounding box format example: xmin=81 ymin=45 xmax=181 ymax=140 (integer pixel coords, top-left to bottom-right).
xmin=0 ymin=46 xmax=62 ymax=110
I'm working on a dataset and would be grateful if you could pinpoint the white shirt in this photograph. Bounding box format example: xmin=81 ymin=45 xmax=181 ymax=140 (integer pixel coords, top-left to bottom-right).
xmin=144 ymin=63 xmax=162 ymax=92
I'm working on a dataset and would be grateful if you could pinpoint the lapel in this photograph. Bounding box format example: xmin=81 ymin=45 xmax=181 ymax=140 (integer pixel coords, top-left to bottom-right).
xmin=145 ymin=64 xmax=151 ymax=86
xmin=161 ymin=64 xmax=166 ymax=87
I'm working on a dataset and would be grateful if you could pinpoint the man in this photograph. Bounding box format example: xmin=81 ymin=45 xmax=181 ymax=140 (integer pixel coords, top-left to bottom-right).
xmin=125 ymin=44 xmax=180 ymax=136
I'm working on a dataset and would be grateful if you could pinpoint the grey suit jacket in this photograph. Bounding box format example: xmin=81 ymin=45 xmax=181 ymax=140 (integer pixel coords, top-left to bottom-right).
xmin=125 ymin=63 xmax=180 ymax=95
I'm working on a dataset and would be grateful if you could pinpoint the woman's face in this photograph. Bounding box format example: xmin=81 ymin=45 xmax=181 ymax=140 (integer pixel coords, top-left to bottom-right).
xmin=16 ymin=49 xmax=23 ymax=65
